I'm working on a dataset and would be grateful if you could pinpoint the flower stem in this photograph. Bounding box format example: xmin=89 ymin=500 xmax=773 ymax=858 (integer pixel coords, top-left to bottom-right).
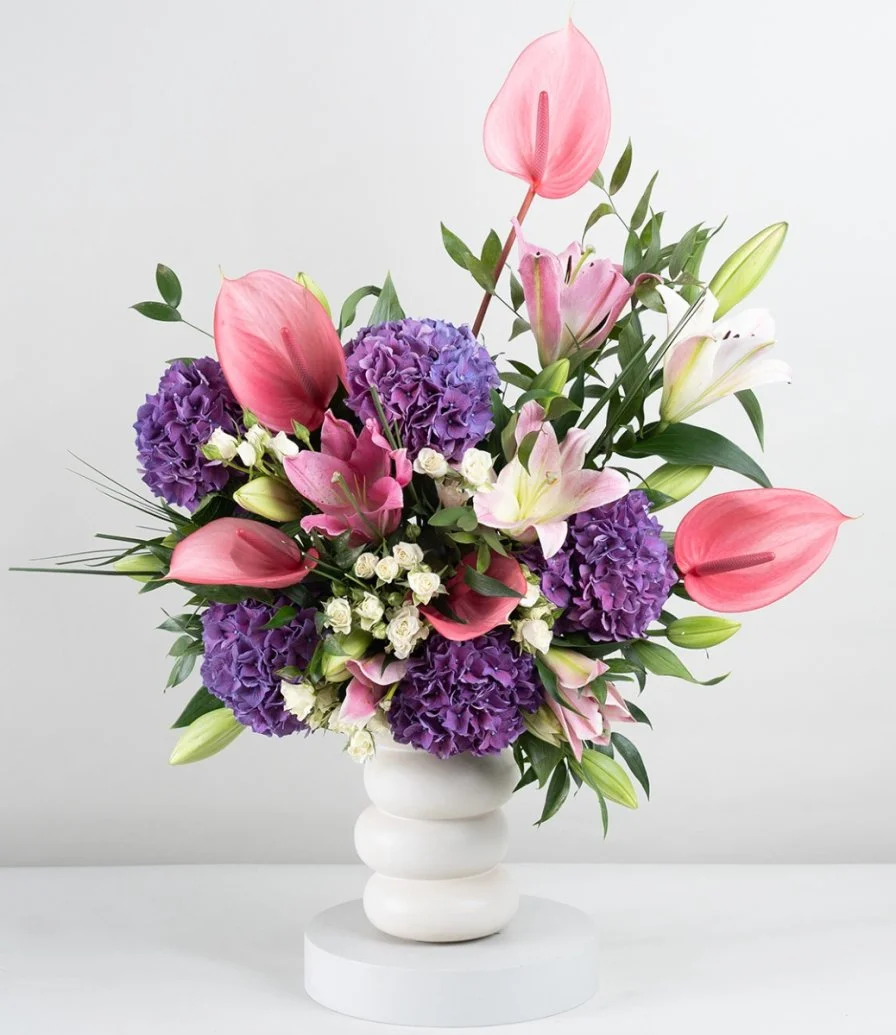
xmin=471 ymin=186 xmax=537 ymax=339
xmin=182 ymin=319 xmax=214 ymax=340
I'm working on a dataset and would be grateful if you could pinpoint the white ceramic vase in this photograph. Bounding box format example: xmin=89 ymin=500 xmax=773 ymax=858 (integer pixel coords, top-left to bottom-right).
xmin=353 ymin=736 xmax=520 ymax=942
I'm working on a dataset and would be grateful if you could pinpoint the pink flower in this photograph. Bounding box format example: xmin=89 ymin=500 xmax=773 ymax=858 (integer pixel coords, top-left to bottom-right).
xmin=675 ymin=488 xmax=851 ymax=612
xmin=214 ymin=270 xmax=346 ymax=432
xmin=515 ymin=222 xmax=648 ymax=366
xmin=339 ymin=654 xmax=408 ymax=725
xmin=167 ymin=518 xmax=317 ymax=588
xmin=284 ymin=412 xmax=411 ymax=543
xmin=420 ymin=553 xmax=527 ymax=642
xmin=484 ymin=21 xmax=611 ymax=199
xmin=473 ymin=401 xmax=628 ymax=558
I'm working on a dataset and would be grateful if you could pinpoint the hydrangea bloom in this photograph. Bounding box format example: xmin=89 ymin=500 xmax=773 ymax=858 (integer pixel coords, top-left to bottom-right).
xmin=134 ymin=357 xmax=243 ymax=511
xmin=343 ymin=318 xmax=499 ymax=461
xmin=201 ymin=599 xmax=318 ymax=737
xmin=389 ymin=630 xmax=542 ymax=757
xmin=520 ymin=490 xmax=677 ymax=642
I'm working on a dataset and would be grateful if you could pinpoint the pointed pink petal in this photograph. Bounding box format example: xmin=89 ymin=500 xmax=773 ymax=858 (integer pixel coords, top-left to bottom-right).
xmin=350 ymin=422 xmax=391 ymax=483
xmin=339 ymin=675 xmax=380 ymax=724
xmin=601 ymin=684 xmax=634 ymax=725
xmin=675 ymin=488 xmax=851 ymax=612
xmin=284 ymin=451 xmax=356 ymax=512
xmin=516 ymin=240 xmax=564 ymax=363
xmin=544 ymin=648 xmax=607 ymax=689
xmin=421 ymin=553 xmax=526 ymax=641
xmin=546 ymin=685 xmax=604 ymax=761
xmin=347 ymin=654 xmax=409 ymax=687
xmin=392 ymin=447 xmax=412 ymax=487
xmin=535 ymin=519 xmax=568 ymax=559
xmin=320 ymin=411 xmax=358 ymax=462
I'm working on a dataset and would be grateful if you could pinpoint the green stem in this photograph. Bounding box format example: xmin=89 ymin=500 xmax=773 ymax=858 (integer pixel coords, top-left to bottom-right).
xmin=182 ymin=319 xmax=214 ymax=339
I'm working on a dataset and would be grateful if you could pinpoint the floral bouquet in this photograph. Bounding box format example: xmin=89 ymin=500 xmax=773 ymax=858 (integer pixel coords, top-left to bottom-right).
xmin=14 ymin=21 xmax=851 ymax=832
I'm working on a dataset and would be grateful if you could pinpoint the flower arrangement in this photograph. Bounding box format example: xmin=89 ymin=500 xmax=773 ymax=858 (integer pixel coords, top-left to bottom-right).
xmin=13 ymin=22 xmax=852 ymax=832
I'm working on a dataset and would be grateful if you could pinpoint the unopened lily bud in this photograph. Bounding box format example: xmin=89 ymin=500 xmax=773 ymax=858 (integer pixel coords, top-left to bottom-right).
xmin=708 ymin=221 xmax=788 ymax=319
xmin=640 ymin=463 xmax=712 ymax=510
xmin=114 ymin=553 xmax=166 ymax=582
xmin=530 ymin=357 xmax=570 ymax=393
xmin=169 ymin=708 xmax=244 ymax=765
xmin=295 ymin=272 xmax=332 ymax=318
xmin=233 ymin=477 xmax=302 ymax=521
xmin=523 ymin=705 xmax=564 ymax=748
xmin=320 ymin=630 xmax=373 ymax=682
xmin=666 ymin=616 xmax=741 ymax=649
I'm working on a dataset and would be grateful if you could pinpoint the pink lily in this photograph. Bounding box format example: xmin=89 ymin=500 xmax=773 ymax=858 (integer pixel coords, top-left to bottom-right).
xmin=484 ymin=21 xmax=610 ymax=200
xmin=515 ymin=222 xmax=648 ymax=367
xmin=167 ymin=518 xmax=317 ymax=588
xmin=214 ymin=270 xmax=346 ymax=432
xmin=339 ymin=654 xmax=408 ymax=725
xmin=285 ymin=412 xmax=411 ymax=543
xmin=420 ymin=553 xmax=527 ymax=642
xmin=675 ymin=488 xmax=851 ymax=612
xmin=473 ymin=401 xmax=628 ymax=558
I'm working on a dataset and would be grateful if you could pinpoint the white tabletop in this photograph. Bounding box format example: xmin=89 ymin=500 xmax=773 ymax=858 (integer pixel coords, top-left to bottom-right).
xmin=1 ymin=863 xmax=893 ymax=1033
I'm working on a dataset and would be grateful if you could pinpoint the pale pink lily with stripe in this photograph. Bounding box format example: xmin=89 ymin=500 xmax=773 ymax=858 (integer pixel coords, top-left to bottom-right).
xmin=339 ymin=655 xmax=408 ymax=725
xmin=473 ymin=401 xmax=628 ymax=558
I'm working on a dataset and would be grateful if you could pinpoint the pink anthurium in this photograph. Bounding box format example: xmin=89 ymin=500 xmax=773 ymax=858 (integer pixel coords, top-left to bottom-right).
xmin=214 ymin=270 xmax=347 ymax=432
xmin=515 ymin=222 xmax=650 ymax=367
xmin=484 ymin=21 xmax=610 ymax=200
xmin=473 ymin=401 xmax=628 ymax=558
xmin=420 ymin=553 xmax=527 ymax=642
xmin=675 ymin=488 xmax=851 ymax=612
xmin=167 ymin=518 xmax=317 ymax=588
xmin=339 ymin=655 xmax=408 ymax=725
xmin=285 ymin=412 xmax=411 ymax=543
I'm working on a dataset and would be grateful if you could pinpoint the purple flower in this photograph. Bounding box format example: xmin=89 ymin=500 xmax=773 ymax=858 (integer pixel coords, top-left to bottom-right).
xmin=134 ymin=357 xmax=243 ymax=511
xmin=344 ymin=318 xmax=499 ymax=461
xmin=200 ymin=599 xmax=318 ymax=737
xmin=389 ymin=630 xmax=542 ymax=758
xmin=520 ymin=490 xmax=677 ymax=642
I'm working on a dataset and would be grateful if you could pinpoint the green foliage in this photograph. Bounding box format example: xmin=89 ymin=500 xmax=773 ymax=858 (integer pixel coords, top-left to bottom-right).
xmin=368 ymin=272 xmax=405 ymax=323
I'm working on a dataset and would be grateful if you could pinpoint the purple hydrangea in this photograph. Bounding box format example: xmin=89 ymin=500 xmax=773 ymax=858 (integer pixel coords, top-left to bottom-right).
xmin=388 ymin=630 xmax=542 ymax=758
xmin=344 ymin=318 xmax=499 ymax=461
xmin=200 ymin=599 xmax=318 ymax=737
xmin=134 ymin=357 xmax=243 ymax=511
xmin=520 ymin=490 xmax=677 ymax=643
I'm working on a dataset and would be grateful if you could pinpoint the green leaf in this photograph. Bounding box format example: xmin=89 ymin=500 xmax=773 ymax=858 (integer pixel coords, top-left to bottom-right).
xmin=735 ymin=389 xmax=765 ymax=449
xmin=623 ymin=230 xmax=642 ymax=279
xmin=515 ymin=767 xmax=538 ymax=792
xmin=536 ymin=762 xmax=571 ymax=825
xmin=428 ymin=506 xmax=470 ymax=528
xmin=639 ymin=213 xmax=662 ymax=273
xmin=668 ymin=223 xmax=703 ymax=280
xmin=618 ymin=423 xmax=771 ymax=488
xmin=501 ymin=371 xmax=532 ymax=390
xmin=625 ymin=640 xmax=728 ymax=686
xmin=630 ymin=171 xmax=659 ymax=230
xmin=464 ymin=256 xmax=495 ymax=292
xmin=596 ymin=788 xmax=609 ymax=837
xmin=516 ymin=429 xmax=540 ymax=473
xmin=168 ymin=635 xmax=198 ymax=658
xmin=509 ymin=271 xmax=525 ymax=311
xmin=132 ymin=301 xmax=182 ymax=322
xmin=590 ymin=167 xmax=605 ymax=189
xmin=509 ymin=359 xmax=538 ymax=379
xmin=463 ymin=567 xmax=524 ymax=599
xmin=171 ymin=687 xmax=224 ymax=729
xmin=510 ymin=316 xmax=530 ymax=340
xmin=481 ymin=229 xmax=502 ymax=271
xmin=440 ymin=223 xmax=475 ymax=270
xmin=476 ymin=541 xmax=491 ymax=573
xmin=262 ymin=604 xmax=298 ymax=630
xmin=338 ymin=284 xmax=381 ymax=336
xmin=155 ymin=264 xmax=182 ymax=308
xmin=625 ymin=700 xmax=652 ymax=727
xmin=158 ymin=613 xmax=201 ymax=635
xmin=368 ymin=273 xmax=405 ymax=324
xmin=166 ymin=650 xmax=198 ymax=689
xmin=584 ymin=202 xmax=613 ymax=236
xmin=457 ymin=508 xmax=479 ymax=532
xmin=610 ymin=732 xmax=650 ymax=799
xmin=609 ymin=139 xmax=632 ymax=196
xmin=521 ymin=733 xmax=563 ymax=787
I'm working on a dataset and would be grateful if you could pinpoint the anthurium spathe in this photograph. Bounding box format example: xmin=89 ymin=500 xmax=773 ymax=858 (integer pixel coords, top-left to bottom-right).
xmin=483 ymin=21 xmax=610 ymax=200
xmin=339 ymin=655 xmax=408 ymax=725
xmin=473 ymin=401 xmax=628 ymax=558
xmin=420 ymin=552 xmax=527 ymax=641
xmin=284 ymin=412 xmax=411 ymax=543
xmin=167 ymin=518 xmax=317 ymax=588
xmin=515 ymin=223 xmax=647 ymax=366
xmin=657 ymin=285 xmax=790 ymax=424
xmin=675 ymin=488 xmax=851 ymax=612
xmin=214 ymin=270 xmax=346 ymax=432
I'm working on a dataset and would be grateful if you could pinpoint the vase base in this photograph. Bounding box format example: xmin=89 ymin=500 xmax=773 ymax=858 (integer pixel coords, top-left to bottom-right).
xmin=304 ymin=894 xmax=598 ymax=1027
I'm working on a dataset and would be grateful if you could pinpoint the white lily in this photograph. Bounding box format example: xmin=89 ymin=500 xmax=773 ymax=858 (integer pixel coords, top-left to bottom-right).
xmin=657 ymin=285 xmax=791 ymax=424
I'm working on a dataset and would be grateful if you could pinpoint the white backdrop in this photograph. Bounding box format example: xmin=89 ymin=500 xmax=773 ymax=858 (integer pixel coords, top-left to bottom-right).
xmin=1 ymin=0 xmax=892 ymax=865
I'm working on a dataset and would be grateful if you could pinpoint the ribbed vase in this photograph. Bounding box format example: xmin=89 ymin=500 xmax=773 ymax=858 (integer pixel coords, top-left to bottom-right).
xmin=353 ymin=736 xmax=520 ymax=942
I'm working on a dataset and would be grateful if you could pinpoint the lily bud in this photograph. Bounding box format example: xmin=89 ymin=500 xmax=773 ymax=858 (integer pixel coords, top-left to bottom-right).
xmin=640 ymin=463 xmax=712 ymax=510
xmin=233 ymin=477 xmax=302 ymax=522
xmin=114 ymin=553 xmax=166 ymax=582
xmin=666 ymin=616 xmax=741 ymax=649
xmin=523 ymin=705 xmax=564 ymax=748
xmin=529 ymin=357 xmax=570 ymax=394
xmin=708 ymin=222 xmax=788 ymax=319
xmin=295 ymin=272 xmax=332 ymax=318
xmin=169 ymin=708 xmax=243 ymax=765
xmin=320 ymin=630 xmax=373 ymax=682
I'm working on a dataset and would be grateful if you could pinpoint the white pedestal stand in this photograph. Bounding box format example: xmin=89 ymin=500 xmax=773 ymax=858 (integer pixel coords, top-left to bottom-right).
xmin=304 ymin=894 xmax=599 ymax=1027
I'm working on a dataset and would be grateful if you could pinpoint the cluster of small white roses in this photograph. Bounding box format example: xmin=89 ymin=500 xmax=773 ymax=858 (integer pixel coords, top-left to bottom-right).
xmin=281 ymin=680 xmax=386 ymax=762
xmin=412 ymin=446 xmax=495 ymax=506
xmin=203 ymin=423 xmax=299 ymax=468
xmin=511 ymin=567 xmax=558 ymax=655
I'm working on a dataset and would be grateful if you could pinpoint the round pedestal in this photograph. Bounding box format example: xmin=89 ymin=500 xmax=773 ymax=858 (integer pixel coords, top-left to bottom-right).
xmin=304 ymin=895 xmax=598 ymax=1027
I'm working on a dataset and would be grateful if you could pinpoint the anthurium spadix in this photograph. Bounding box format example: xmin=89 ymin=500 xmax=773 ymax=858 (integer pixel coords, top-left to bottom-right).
xmin=657 ymin=285 xmax=791 ymax=425
xmin=675 ymin=488 xmax=851 ymax=612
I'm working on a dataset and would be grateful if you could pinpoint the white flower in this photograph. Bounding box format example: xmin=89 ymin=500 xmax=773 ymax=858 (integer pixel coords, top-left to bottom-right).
xmin=515 ymin=617 xmax=552 ymax=655
xmin=281 ymin=680 xmax=316 ymax=721
xmin=207 ymin=427 xmax=238 ymax=461
xmin=306 ymin=685 xmax=339 ymax=730
xmin=347 ymin=728 xmax=376 ymax=762
xmin=354 ymin=592 xmax=385 ymax=630
xmin=267 ymin=431 xmax=299 ymax=460
xmin=437 ymin=479 xmax=471 ymax=508
xmin=408 ymin=570 xmax=442 ymax=605
xmin=324 ymin=597 xmax=353 ymax=635
xmin=237 ymin=440 xmax=260 ymax=466
xmin=375 ymin=556 xmax=400 ymax=583
xmin=387 ymin=604 xmax=427 ymax=659
xmin=413 ymin=447 xmax=449 ymax=479
xmin=520 ymin=574 xmax=542 ymax=610
xmin=354 ymin=553 xmax=379 ymax=579
xmin=459 ymin=448 xmax=495 ymax=488
xmin=392 ymin=542 xmax=424 ymax=570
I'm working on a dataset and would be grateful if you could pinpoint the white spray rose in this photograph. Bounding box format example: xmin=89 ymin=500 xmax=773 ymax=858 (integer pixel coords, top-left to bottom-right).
xmin=347 ymin=728 xmax=376 ymax=762
xmin=268 ymin=430 xmax=299 ymax=460
xmin=237 ymin=440 xmax=260 ymax=466
xmin=353 ymin=553 xmax=378 ymax=579
xmin=325 ymin=597 xmax=353 ymax=635
xmin=392 ymin=542 xmax=424 ymax=569
xmin=408 ymin=570 xmax=442 ymax=605
xmin=437 ymin=478 xmax=471 ymax=508
xmin=281 ymin=681 xmax=316 ymax=721
xmin=516 ymin=617 xmax=552 ymax=655
xmin=207 ymin=428 xmax=239 ymax=461
xmin=520 ymin=577 xmax=542 ymax=610
xmin=375 ymin=556 xmax=400 ymax=583
xmin=412 ymin=447 xmax=449 ymax=479
xmin=387 ymin=604 xmax=427 ymax=659
xmin=354 ymin=592 xmax=385 ymax=630
xmin=459 ymin=448 xmax=494 ymax=488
